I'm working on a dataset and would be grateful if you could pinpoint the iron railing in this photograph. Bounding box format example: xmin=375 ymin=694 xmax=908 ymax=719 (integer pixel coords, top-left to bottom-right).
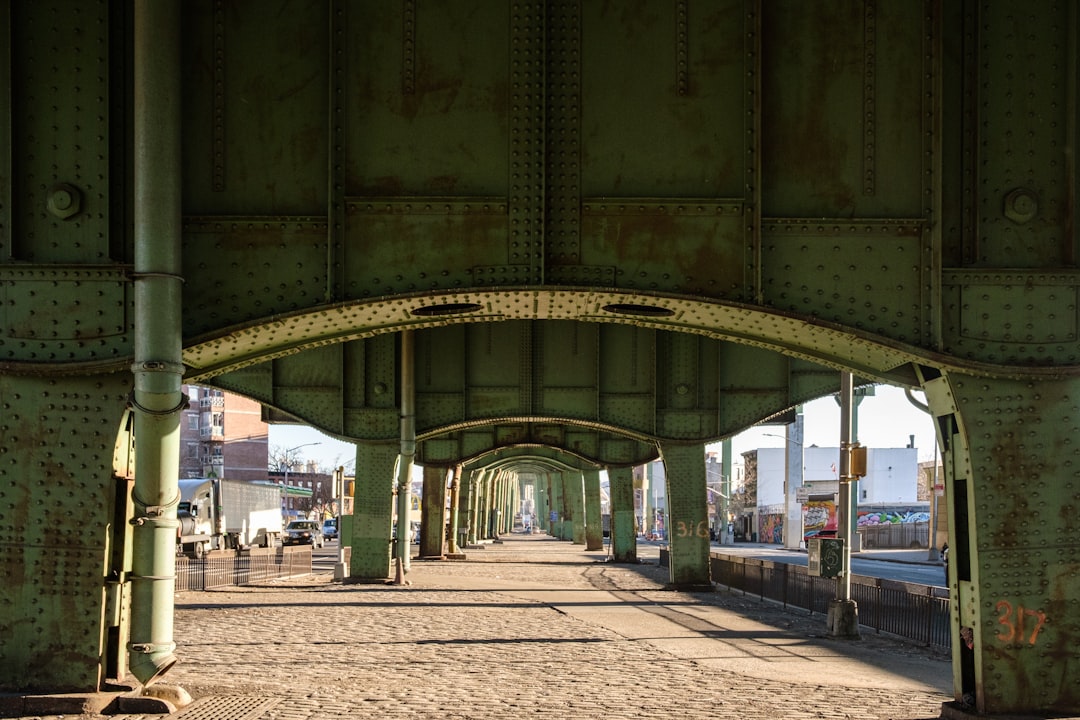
xmin=661 ymin=550 xmax=951 ymax=650
xmin=175 ymin=546 xmax=312 ymax=591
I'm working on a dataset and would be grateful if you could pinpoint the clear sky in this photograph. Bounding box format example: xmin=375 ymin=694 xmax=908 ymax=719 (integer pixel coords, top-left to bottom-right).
xmin=269 ymin=383 xmax=940 ymax=476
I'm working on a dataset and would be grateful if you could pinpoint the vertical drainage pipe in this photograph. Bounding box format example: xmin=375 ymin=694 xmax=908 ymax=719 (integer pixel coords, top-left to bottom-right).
xmin=128 ymin=0 xmax=182 ymax=686
xmin=393 ymin=330 xmax=415 ymax=582
xmin=447 ymin=465 xmax=461 ymax=554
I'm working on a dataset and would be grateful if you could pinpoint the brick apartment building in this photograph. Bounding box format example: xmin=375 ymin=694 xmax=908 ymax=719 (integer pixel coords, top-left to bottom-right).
xmin=179 ymin=385 xmax=269 ymax=482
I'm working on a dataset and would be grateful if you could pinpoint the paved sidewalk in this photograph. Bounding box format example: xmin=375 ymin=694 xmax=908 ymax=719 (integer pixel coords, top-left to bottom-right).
xmin=16 ymin=535 xmax=953 ymax=720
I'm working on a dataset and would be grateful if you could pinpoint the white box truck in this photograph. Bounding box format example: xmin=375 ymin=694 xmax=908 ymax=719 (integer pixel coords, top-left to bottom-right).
xmin=176 ymin=478 xmax=283 ymax=558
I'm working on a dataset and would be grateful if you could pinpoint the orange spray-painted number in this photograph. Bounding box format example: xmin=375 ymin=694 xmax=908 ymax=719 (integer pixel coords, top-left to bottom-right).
xmin=995 ymin=601 xmax=1048 ymax=645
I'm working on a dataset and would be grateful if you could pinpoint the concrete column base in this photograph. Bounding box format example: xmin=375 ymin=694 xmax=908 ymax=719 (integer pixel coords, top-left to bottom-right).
xmin=826 ymin=599 xmax=861 ymax=639
xmin=332 ymin=562 xmax=348 ymax=581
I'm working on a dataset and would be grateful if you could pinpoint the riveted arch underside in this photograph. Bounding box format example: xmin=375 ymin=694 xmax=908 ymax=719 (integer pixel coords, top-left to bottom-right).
xmin=2 ymin=1 xmax=1080 ymax=714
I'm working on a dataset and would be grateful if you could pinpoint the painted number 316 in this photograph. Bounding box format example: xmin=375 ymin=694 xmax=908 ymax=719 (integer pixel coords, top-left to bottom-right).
xmin=675 ymin=520 xmax=710 ymax=539
xmin=996 ymin=601 xmax=1048 ymax=646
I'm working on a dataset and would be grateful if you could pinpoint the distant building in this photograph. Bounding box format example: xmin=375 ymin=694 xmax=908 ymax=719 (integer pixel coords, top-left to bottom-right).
xmin=179 ymin=385 xmax=269 ymax=482
xmin=268 ymin=463 xmax=333 ymax=518
xmin=745 ymin=445 xmax=921 ymax=544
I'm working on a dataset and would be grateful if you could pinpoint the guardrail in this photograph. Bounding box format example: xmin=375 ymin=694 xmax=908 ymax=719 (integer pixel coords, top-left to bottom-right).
xmin=175 ymin=546 xmax=312 ymax=591
xmin=661 ymin=549 xmax=950 ymax=650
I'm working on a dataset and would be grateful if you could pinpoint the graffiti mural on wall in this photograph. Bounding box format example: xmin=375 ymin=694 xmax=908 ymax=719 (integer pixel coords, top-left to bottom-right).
xmin=857 ymin=508 xmax=930 ymax=525
xmin=803 ymin=500 xmax=836 ymax=533
xmin=759 ymin=514 xmax=783 ymax=544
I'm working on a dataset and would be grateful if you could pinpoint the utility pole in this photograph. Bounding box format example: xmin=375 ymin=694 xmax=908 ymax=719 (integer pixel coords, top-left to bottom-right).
xmin=333 ymin=466 xmax=347 ymax=581
xmin=828 ymin=372 xmax=862 ymax=639
xmin=784 ymin=409 xmax=805 ymax=550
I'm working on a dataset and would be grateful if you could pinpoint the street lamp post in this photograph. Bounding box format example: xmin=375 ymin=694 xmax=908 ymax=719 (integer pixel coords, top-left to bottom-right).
xmin=282 ymin=442 xmax=321 ymax=519
xmin=763 ymin=415 xmax=805 ymax=551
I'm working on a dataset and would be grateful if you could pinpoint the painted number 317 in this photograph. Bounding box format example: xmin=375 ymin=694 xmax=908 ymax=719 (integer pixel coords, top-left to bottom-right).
xmin=995 ymin=601 xmax=1048 ymax=646
xmin=675 ymin=520 xmax=710 ymax=539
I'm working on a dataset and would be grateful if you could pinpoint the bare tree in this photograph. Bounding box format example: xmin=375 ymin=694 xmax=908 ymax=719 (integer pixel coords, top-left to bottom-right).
xmin=268 ymin=444 xmax=313 ymax=473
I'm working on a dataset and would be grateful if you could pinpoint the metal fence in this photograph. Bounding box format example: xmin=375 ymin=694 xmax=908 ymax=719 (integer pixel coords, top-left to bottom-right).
xmin=660 ymin=550 xmax=951 ymax=650
xmin=175 ymin=546 xmax=312 ymax=591
xmin=859 ymin=521 xmax=930 ymax=549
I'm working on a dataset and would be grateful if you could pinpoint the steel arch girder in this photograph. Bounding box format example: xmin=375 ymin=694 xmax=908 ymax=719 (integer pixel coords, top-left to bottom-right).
xmin=205 ymin=319 xmax=852 ymax=455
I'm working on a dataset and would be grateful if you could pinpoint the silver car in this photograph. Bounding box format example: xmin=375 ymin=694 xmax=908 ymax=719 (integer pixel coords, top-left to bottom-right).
xmin=284 ymin=520 xmax=324 ymax=548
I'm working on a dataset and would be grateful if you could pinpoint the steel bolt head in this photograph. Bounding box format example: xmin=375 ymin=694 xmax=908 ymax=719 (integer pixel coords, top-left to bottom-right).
xmin=1004 ymin=188 xmax=1037 ymax=224
xmin=47 ymin=183 xmax=82 ymax=220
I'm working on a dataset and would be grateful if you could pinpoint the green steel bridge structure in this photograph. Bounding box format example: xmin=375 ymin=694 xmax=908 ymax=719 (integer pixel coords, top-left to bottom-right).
xmin=1 ymin=2 xmax=1078 ymax=716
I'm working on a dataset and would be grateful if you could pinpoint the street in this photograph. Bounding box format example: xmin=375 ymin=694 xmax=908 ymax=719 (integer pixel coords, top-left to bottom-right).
xmin=313 ymin=537 xmax=945 ymax=588
xmin=708 ymin=542 xmax=947 ymax=587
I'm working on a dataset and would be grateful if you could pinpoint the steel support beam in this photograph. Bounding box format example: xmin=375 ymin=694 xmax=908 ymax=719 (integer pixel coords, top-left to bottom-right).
xmin=660 ymin=443 xmax=711 ymax=590
xmin=608 ymin=466 xmax=637 ymax=562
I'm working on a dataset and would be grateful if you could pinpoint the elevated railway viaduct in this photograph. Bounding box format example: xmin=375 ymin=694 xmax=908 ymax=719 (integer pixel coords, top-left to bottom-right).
xmin=1 ymin=2 xmax=1078 ymax=716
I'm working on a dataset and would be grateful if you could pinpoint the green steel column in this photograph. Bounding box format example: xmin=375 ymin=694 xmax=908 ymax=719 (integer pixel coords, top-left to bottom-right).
xmin=349 ymin=443 xmax=398 ymax=580
xmin=660 ymin=443 xmax=712 ymax=590
xmin=447 ymin=466 xmax=461 ymax=554
xmin=466 ymin=472 xmax=481 ymax=545
xmin=567 ymin=472 xmax=586 ymax=544
xmin=537 ymin=475 xmax=550 ymax=532
xmin=552 ymin=472 xmax=569 ymax=539
xmin=547 ymin=473 xmax=562 ymax=537
xmin=609 ymin=466 xmax=637 ymax=562
xmin=419 ymin=466 xmax=447 ymax=558
xmin=719 ymin=439 xmax=733 ymax=545
xmin=493 ymin=473 xmax=506 ymax=537
xmin=128 ymin=0 xmax=182 ymax=686
xmin=459 ymin=470 xmax=474 ymax=547
xmin=584 ymin=469 xmax=603 ymax=550
xmin=559 ymin=473 xmax=572 ymax=540
xmin=560 ymin=473 xmax=574 ymax=541
xmin=507 ymin=475 xmax=519 ymax=532
xmin=936 ymin=373 xmax=1080 ymax=715
xmin=501 ymin=475 xmax=513 ymax=534
xmin=508 ymin=477 xmax=520 ymax=532
xmin=486 ymin=472 xmax=496 ymax=539
xmin=478 ymin=471 xmax=490 ymax=538
xmin=475 ymin=471 xmax=488 ymax=539
xmin=394 ymin=330 xmax=416 ymax=579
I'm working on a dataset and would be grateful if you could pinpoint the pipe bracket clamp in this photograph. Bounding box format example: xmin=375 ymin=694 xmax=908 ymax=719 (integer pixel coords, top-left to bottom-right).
xmin=130 ymin=271 xmax=186 ymax=283
xmin=130 ymin=515 xmax=180 ymax=529
xmin=130 ymin=360 xmax=187 ymax=375
xmin=129 ymin=641 xmax=177 ymax=655
xmin=132 ymin=491 xmax=180 ymax=517
xmin=126 ymin=390 xmax=190 ymax=417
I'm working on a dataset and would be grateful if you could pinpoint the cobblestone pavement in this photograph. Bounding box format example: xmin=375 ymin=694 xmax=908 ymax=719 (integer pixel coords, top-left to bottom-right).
xmin=18 ymin=535 xmax=952 ymax=720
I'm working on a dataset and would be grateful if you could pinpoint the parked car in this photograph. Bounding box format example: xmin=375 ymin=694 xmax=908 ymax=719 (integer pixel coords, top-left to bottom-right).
xmin=284 ymin=520 xmax=324 ymax=548
xmin=322 ymin=517 xmax=338 ymax=540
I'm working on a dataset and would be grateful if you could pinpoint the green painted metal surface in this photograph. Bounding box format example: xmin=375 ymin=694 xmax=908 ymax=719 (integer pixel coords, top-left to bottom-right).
xmin=583 ymin=470 xmax=603 ymax=551
xmin=419 ymin=466 xmax=447 ymax=558
xmin=348 ymin=444 xmax=397 ymax=580
xmin=1 ymin=1 xmax=1079 ymax=713
xmin=0 ymin=372 xmax=130 ymax=692
xmin=660 ymin=443 xmax=712 ymax=589
xmin=608 ymin=466 xmax=637 ymax=563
